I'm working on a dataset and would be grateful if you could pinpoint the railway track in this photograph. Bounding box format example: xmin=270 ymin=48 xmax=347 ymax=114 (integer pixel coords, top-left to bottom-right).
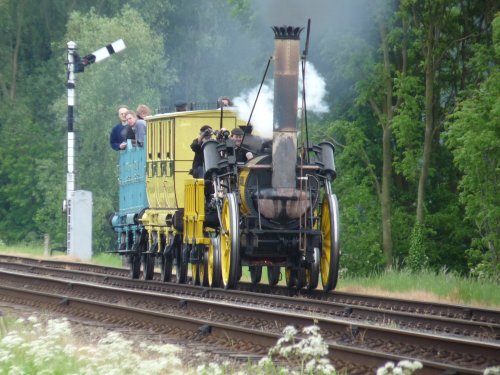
xmin=0 ymin=255 xmax=498 ymax=374
xmin=0 ymin=255 xmax=498 ymax=341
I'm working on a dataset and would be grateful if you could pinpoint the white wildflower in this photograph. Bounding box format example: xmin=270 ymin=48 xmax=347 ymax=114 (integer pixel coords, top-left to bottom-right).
xmin=305 ymin=358 xmax=317 ymax=372
xmin=303 ymin=325 xmax=320 ymax=336
xmin=0 ymin=348 xmax=14 ymax=362
xmin=484 ymin=367 xmax=500 ymax=375
xmin=316 ymin=358 xmax=336 ymax=374
xmin=377 ymin=361 xmax=395 ymax=375
xmin=1 ymin=332 xmax=24 ymax=349
xmin=258 ymin=355 xmax=273 ymax=367
xmin=201 ymin=362 xmax=223 ymax=375
xmin=31 ymin=322 xmax=43 ymax=332
xmin=377 ymin=360 xmax=422 ymax=375
xmin=46 ymin=318 xmax=72 ymax=337
xmin=7 ymin=365 xmax=24 ymax=375
xmin=149 ymin=343 xmax=181 ymax=356
xmin=399 ymin=360 xmax=422 ymax=372
xmin=280 ymin=344 xmax=295 ymax=357
xmin=283 ymin=326 xmax=298 ymax=338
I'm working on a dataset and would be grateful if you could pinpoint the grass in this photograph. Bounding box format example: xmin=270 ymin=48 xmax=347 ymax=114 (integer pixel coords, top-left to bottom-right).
xmin=0 ymin=243 xmax=124 ymax=268
xmin=1 ymin=243 xmax=499 ymax=308
xmin=339 ymin=268 xmax=500 ymax=308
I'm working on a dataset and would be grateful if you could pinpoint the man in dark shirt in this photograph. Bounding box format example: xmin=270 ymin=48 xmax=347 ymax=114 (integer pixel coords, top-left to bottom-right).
xmin=231 ymin=128 xmax=254 ymax=163
xmin=190 ymin=125 xmax=214 ymax=178
xmin=110 ymin=105 xmax=130 ymax=150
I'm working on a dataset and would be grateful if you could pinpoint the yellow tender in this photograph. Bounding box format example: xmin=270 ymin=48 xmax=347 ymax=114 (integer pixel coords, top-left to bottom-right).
xmin=140 ymin=109 xmax=245 ymax=242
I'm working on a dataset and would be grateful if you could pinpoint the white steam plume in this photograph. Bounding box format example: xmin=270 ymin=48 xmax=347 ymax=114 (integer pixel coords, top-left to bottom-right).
xmin=233 ymin=62 xmax=328 ymax=139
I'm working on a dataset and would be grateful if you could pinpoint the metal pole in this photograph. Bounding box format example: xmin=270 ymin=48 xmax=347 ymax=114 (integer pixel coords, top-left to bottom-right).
xmin=66 ymin=41 xmax=76 ymax=255
xmin=64 ymin=39 xmax=125 ymax=258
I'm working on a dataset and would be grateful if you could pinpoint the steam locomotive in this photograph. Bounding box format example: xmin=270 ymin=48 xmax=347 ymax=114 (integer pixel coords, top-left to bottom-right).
xmin=111 ymin=25 xmax=340 ymax=292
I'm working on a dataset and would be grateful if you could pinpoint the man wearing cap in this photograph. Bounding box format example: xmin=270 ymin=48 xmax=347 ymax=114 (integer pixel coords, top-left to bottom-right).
xmin=231 ymin=128 xmax=253 ymax=163
xmin=190 ymin=125 xmax=214 ymax=178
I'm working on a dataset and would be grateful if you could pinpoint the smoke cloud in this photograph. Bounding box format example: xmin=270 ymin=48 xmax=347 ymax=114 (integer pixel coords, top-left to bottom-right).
xmin=233 ymin=61 xmax=328 ymax=139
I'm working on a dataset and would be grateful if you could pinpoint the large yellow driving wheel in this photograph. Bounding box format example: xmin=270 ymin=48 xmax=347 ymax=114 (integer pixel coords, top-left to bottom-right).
xmin=320 ymin=193 xmax=340 ymax=292
xmin=220 ymin=193 xmax=240 ymax=289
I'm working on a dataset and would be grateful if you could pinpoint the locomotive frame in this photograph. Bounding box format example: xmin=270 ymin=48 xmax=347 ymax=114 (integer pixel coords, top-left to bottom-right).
xmin=111 ymin=25 xmax=340 ymax=292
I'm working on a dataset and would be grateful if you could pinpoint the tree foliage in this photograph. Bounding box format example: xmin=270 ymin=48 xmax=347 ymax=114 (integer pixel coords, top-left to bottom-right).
xmin=445 ymin=14 xmax=500 ymax=280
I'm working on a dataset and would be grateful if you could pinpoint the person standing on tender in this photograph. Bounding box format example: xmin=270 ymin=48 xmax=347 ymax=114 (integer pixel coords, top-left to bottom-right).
xmin=125 ymin=110 xmax=146 ymax=147
xmin=110 ymin=105 xmax=130 ymax=151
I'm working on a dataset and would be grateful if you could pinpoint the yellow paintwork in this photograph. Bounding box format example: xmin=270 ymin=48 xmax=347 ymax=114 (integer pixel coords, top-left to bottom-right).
xmin=238 ymin=167 xmax=251 ymax=215
xmin=183 ymin=179 xmax=210 ymax=246
xmin=141 ymin=109 xmax=245 ymax=236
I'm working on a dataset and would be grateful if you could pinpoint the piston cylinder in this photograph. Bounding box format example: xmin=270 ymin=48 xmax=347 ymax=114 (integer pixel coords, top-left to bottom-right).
xmin=317 ymin=141 xmax=336 ymax=178
xmin=202 ymin=139 xmax=222 ymax=178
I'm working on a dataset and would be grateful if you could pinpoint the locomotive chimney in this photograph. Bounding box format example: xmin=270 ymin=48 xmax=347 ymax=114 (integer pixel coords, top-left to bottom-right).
xmin=272 ymin=26 xmax=303 ymax=191
xmin=257 ymin=26 xmax=310 ymax=221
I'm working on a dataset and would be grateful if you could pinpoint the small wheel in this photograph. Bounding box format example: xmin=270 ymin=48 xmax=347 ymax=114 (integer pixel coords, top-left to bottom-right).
xmin=285 ymin=267 xmax=297 ymax=289
xmin=200 ymin=247 xmax=209 ymax=287
xmin=160 ymin=237 xmax=174 ymax=282
xmin=306 ymin=247 xmax=320 ymax=290
xmin=142 ymin=239 xmax=157 ymax=281
xmin=249 ymin=266 xmax=262 ymax=284
xmin=320 ymin=194 xmax=340 ymax=292
xmin=175 ymin=244 xmax=188 ymax=284
xmin=190 ymin=244 xmax=202 ymax=285
xmin=208 ymin=236 xmax=221 ymax=287
xmin=190 ymin=245 xmax=208 ymax=286
xmin=129 ymin=254 xmax=140 ymax=279
xmin=191 ymin=262 xmax=200 ymax=285
xmin=142 ymin=252 xmax=155 ymax=280
xmin=160 ymin=253 xmax=173 ymax=282
xmin=296 ymin=267 xmax=307 ymax=290
xmin=220 ymin=193 xmax=240 ymax=289
xmin=267 ymin=266 xmax=281 ymax=286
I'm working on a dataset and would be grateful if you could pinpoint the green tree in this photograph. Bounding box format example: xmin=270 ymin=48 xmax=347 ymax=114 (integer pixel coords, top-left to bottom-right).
xmin=315 ymin=0 xmax=498 ymax=275
xmin=325 ymin=0 xmax=412 ymax=268
xmin=313 ymin=119 xmax=386 ymax=275
xmin=396 ymin=0 xmax=498 ymax=271
xmin=445 ymin=15 xmax=500 ymax=280
xmin=0 ymin=0 xmax=69 ymax=243
xmin=0 ymin=99 xmax=44 ymax=243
